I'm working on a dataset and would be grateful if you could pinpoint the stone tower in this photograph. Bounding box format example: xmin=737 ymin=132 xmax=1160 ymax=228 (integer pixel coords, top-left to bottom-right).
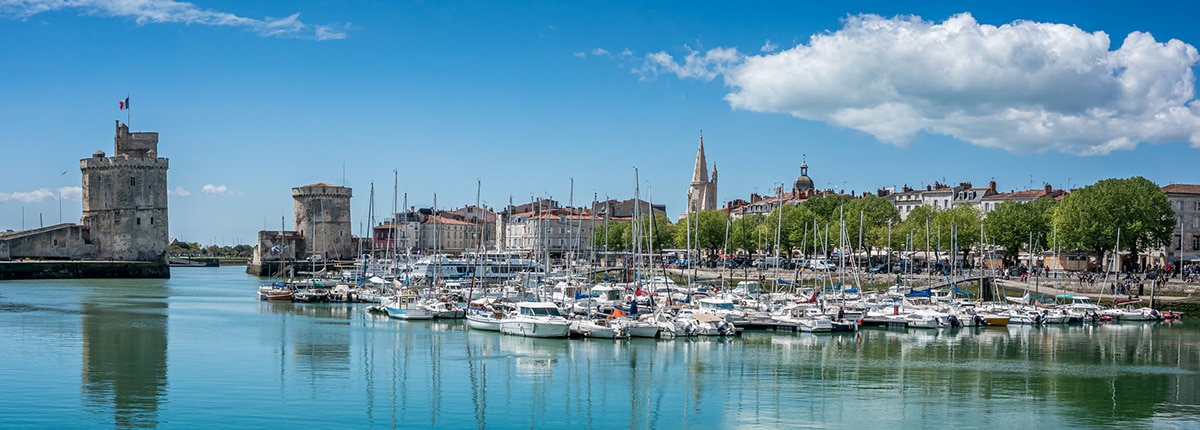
xmin=79 ymin=121 xmax=170 ymax=262
xmin=687 ymin=134 xmax=717 ymax=213
xmin=292 ymin=183 xmax=353 ymax=259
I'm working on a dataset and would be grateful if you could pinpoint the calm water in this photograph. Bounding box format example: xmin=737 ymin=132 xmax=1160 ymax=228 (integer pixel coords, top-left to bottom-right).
xmin=1 ymin=266 xmax=1197 ymax=429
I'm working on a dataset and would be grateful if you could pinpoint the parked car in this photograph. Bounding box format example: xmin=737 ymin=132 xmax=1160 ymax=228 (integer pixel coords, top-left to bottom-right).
xmin=806 ymin=259 xmax=836 ymax=271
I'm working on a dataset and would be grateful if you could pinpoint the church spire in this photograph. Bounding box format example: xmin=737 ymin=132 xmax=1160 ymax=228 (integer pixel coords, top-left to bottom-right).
xmin=691 ymin=132 xmax=709 ymax=184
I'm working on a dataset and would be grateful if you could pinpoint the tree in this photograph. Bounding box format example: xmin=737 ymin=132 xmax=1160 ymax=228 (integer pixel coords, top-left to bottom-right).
xmin=763 ymin=204 xmax=817 ymax=258
xmin=591 ymin=221 xmax=630 ymax=252
xmin=635 ymin=213 xmax=675 ymax=254
xmin=843 ymin=194 xmax=901 ymax=253
xmin=985 ymin=199 xmax=1056 ymax=261
xmin=1051 ymin=177 xmax=1174 ymax=270
xmin=932 ymin=204 xmax=983 ymax=264
xmin=801 ymin=194 xmax=849 ymax=226
xmin=730 ymin=214 xmax=765 ymax=255
xmin=673 ymin=210 xmax=728 ymax=255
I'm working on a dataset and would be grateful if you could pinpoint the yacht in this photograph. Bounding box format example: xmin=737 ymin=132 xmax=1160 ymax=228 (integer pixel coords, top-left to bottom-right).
xmin=499 ymin=302 xmax=572 ymax=338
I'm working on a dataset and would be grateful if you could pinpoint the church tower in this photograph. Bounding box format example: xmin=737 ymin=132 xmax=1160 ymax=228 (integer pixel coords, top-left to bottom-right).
xmin=687 ymin=133 xmax=717 ymax=213
xmin=80 ymin=121 xmax=170 ymax=262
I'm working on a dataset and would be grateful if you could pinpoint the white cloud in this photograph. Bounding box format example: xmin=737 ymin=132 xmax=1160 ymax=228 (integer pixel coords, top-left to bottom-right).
xmin=760 ymin=39 xmax=777 ymax=53
xmin=0 ymin=0 xmax=345 ymax=40
xmin=202 ymin=184 xmax=230 ymax=195
xmin=639 ymin=46 xmax=743 ymax=81
xmin=0 ymin=186 xmax=80 ymax=202
xmin=57 ymin=186 xmax=82 ymax=200
xmin=592 ymin=48 xmax=610 ymax=57
xmin=168 ymin=186 xmax=190 ymax=196
xmin=635 ymin=13 xmax=1200 ymax=155
xmin=573 ymin=51 xmax=586 ymax=58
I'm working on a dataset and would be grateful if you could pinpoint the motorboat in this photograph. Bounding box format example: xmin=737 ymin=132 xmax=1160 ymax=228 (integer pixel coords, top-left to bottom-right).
xmin=383 ymin=294 xmax=434 ymax=320
xmin=425 ymin=300 xmax=465 ymax=319
xmin=499 ymin=302 xmax=571 ymax=338
xmin=570 ymin=318 xmax=625 ymax=339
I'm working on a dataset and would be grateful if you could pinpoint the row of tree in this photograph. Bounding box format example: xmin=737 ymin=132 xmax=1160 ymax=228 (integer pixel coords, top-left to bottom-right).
xmin=590 ymin=176 xmax=1176 ymax=266
xmin=168 ymin=241 xmax=255 ymax=258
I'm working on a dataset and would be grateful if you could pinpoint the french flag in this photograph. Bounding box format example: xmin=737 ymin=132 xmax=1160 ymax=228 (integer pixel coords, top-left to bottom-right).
xmin=119 ymin=97 xmax=129 ymax=110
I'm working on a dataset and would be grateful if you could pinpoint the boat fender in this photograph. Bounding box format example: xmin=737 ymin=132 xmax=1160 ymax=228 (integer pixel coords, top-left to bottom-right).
xmin=626 ymin=295 xmax=634 ymax=302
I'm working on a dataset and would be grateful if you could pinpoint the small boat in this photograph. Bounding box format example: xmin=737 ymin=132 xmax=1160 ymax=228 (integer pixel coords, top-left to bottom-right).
xmin=383 ymin=294 xmax=434 ymax=320
xmin=676 ymin=311 xmax=739 ymax=336
xmin=571 ymin=318 xmax=625 ymax=339
xmin=464 ymin=298 xmax=511 ymax=331
xmin=499 ymin=302 xmax=571 ymax=338
xmin=615 ymin=317 xmax=660 ymax=338
xmin=258 ymin=282 xmax=294 ymax=302
xmin=425 ymin=300 xmax=465 ymax=319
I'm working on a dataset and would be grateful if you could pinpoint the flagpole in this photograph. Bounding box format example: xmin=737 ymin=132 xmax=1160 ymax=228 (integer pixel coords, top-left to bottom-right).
xmin=126 ymin=93 xmax=131 ymax=127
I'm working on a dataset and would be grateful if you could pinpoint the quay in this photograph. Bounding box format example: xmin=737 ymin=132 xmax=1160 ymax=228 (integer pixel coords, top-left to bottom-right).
xmin=0 ymin=260 xmax=169 ymax=280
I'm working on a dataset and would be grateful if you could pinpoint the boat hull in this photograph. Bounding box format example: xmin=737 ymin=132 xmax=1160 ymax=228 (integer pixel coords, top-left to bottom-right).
xmin=465 ymin=315 xmax=501 ymax=331
xmin=386 ymin=307 xmax=434 ymax=320
xmin=500 ymin=320 xmax=571 ymax=338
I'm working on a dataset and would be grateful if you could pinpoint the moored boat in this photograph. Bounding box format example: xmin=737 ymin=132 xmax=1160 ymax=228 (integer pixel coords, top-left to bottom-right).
xmin=499 ymin=302 xmax=571 ymax=338
xmin=383 ymin=294 xmax=434 ymax=320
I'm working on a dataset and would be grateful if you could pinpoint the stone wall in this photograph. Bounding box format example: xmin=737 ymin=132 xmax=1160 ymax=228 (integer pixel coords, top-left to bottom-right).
xmin=0 ymin=261 xmax=169 ymax=280
xmin=293 ymin=184 xmax=353 ymax=259
xmin=0 ymin=224 xmax=99 ymax=260
xmin=80 ymin=149 xmax=169 ymax=262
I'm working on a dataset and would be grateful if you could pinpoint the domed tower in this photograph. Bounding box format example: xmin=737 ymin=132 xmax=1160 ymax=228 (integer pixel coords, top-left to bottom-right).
xmin=792 ymin=160 xmax=814 ymax=196
xmin=79 ymin=121 xmax=170 ymax=263
xmin=293 ymin=183 xmax=353 ymax=259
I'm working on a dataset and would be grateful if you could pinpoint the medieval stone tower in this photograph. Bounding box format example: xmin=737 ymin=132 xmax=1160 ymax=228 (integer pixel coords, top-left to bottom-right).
xmin=687 ymin=134 xmax=717 ymax=213
xmin=292 ymin=183 xmax=353 ymax=259
xmin=79 ymin=121 xmax=170 ymax=262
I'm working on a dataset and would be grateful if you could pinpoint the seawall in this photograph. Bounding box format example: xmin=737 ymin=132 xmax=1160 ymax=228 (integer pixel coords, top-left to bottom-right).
xmin=0 ymin=261 xmax=170 ymax=280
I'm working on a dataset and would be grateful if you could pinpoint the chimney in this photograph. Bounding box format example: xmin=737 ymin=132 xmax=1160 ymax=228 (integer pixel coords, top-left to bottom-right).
xmin=1045 ymin=183 xmax=1053 ymax=193
xmin=926 ymin=185 xmax=932 ymax=191
xmin=988 ymin=181 xmax=996 ymax=192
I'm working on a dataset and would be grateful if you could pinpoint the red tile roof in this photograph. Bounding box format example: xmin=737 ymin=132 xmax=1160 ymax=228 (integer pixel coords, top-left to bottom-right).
xmin=1162 ymin=184 xmax=1200 ymax=195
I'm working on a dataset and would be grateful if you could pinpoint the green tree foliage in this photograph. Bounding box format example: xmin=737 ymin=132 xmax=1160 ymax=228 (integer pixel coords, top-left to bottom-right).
xmin=729 ymin=214 xmax=765 ymax=254
xmin=591 ymin=221 xmax=630 ymax=251
xmin=763 ymin=204 xmax=818 ymax=257
xmin=801 ymin=194 xmax=849 ymax=225
xmin=673 ymin=210 xmax=728 ymax=254
xmin=984 ymin=199 xmax=1056 ymax=260
xmin=1052 ymin=177 xmax=1174 ymax=264
xmin=894 ymin=205 xmax=939 ymax=252
xmin=931 ymin=204 xmax=983 ymax=261
xmin=636 ymin=214 xmax=675 ymax=253
xmin=843 ymin=195 xmax=901 ymax=252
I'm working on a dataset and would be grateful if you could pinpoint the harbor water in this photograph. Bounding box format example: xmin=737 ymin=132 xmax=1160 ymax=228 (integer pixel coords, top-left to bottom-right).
xmin=1 ymin=266 xmax=1197 ymax=429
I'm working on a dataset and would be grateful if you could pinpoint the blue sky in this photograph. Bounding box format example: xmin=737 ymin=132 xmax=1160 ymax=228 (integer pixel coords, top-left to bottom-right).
xmin=3 ymin=0 xmax=1200 ymax=246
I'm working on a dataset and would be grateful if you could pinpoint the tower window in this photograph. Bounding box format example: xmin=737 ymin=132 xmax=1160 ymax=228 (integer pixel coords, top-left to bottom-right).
xmin=130 ymin=177 xmax=136 ymax=186
xmin=150 ymin=217 xmax=154 ymax=224
xmin=137 ymin=218 xmax=141 ymax=225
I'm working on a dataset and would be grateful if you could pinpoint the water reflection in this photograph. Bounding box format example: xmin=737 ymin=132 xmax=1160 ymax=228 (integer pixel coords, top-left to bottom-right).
xmin=80 ymin=280 xmax=168 ymax=429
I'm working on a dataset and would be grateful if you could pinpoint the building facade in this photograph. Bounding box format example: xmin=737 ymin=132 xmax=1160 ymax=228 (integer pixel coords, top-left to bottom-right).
xmin=1162 ymin=184 xmax=1200 ymax=263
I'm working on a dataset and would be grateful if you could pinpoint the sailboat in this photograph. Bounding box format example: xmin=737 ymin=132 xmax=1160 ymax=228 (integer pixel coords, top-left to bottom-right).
xmin=258 ymin=216 xmax=294 ymax=301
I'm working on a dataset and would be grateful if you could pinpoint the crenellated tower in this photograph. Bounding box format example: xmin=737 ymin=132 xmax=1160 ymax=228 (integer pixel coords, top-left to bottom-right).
xmin=79 ymin=121 xmax=170 ymax=262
